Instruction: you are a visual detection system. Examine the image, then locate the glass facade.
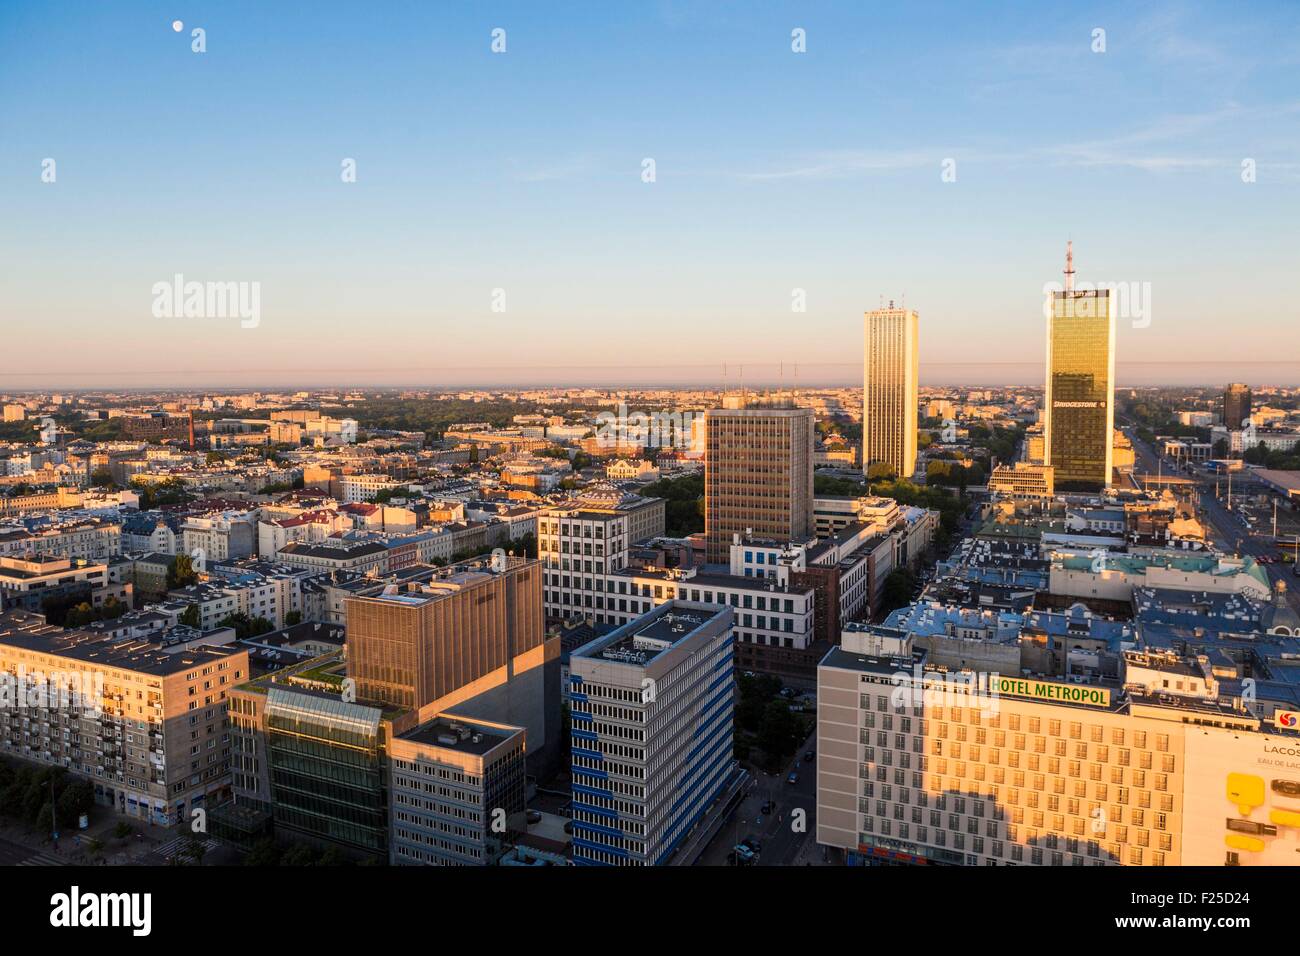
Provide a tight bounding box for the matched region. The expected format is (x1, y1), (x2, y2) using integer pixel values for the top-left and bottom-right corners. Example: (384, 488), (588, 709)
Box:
(1046, 290), (1115, 490)
(264, 688), (389, 854)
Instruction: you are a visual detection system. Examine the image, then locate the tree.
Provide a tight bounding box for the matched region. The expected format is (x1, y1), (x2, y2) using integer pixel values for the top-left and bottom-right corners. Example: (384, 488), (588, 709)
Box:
(216, 612), (274, 640)
(284, 611), (303, 627)
(179, 604), (201, 628)
(757, 700), (802, 769)
(168, 554), (198, 590)
(639, 472), (705, 537)
(880, 568), (918, 615)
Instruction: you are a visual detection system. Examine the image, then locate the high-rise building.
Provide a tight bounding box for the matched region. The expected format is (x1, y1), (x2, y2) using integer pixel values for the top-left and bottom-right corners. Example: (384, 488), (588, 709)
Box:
(1044, 243), (1115, 490)
(863, 304), (920, 479)
(344, 556), (560, 776)
(1224, 383), (1252, 430)
(704, 399), (815, 563)
(568, 601), (736, 865)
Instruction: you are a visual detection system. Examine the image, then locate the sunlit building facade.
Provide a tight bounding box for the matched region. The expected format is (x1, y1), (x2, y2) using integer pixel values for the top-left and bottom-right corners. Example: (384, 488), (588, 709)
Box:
(863, 305), (919, 479)
(1044, 247), (1115, 490)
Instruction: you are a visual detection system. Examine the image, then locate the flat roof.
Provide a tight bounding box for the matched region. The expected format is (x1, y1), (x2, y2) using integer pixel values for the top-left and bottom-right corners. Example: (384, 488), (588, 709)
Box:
(575, 603), (725, 666)
(399, 716), (517, 755)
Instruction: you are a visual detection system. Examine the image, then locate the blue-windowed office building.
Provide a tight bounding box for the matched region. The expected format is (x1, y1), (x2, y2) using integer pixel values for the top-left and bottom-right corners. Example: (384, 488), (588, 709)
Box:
(568, 601), (735, 865)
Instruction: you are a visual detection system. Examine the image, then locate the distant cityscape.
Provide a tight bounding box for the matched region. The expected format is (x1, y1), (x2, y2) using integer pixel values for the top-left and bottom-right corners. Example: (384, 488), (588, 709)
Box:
(2, 244), (1300, 869)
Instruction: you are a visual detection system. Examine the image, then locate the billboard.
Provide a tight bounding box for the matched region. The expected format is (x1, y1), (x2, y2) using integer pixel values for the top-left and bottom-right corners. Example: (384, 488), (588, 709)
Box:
(1183, 726), (1300, 866)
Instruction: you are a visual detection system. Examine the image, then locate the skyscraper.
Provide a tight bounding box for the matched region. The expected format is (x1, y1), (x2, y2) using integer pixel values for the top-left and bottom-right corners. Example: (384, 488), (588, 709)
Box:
(863, 304), (919, 479)
(1044, 243), (1115, 490)
(1224, 383), (1252, 429)
(704, 398), (815, 563)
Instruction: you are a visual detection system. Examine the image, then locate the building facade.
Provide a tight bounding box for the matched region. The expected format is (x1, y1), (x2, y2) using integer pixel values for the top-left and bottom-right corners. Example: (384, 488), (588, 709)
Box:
(568, 602), (735, 865)
(863, 305), (920, 479)
(704, 401), (815, 564)
(1044, 245), (1115, 490)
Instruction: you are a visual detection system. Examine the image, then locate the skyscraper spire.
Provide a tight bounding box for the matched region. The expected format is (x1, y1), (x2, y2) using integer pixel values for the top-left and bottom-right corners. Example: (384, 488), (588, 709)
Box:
(1064, 240), (1075, 292)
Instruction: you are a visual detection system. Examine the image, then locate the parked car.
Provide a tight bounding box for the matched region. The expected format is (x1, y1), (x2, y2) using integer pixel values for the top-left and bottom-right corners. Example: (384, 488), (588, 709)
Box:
(787, 771), (799, 785)
(803, 750), (815, 763)
(525, 809), (542, 824)
(760, 800), (774, 816)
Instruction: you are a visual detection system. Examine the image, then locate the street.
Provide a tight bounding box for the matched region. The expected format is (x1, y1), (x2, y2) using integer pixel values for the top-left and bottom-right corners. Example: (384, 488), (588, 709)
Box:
(1123, 425), (1300, 616)
(699, 726), (823, 866)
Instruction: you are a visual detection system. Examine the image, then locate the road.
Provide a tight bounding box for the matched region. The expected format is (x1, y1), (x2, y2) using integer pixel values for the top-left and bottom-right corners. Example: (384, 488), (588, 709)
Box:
(1123, 425), (1300, 616)
(0, 834), (63, 867)
(698, 725), (823, 866)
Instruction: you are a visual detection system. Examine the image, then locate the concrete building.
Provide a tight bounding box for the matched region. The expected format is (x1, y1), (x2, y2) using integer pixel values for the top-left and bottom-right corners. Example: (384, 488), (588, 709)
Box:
(568, 601), (735, 865)
(389, 715), (527, 866)
(989, 462), (1055, 499)
(344, 555), (560, 777)
(0, 609), (248, 825)
(816, 627), (1300, 867)
(863, 304), (920, 479)
(704, 399), (815, 564)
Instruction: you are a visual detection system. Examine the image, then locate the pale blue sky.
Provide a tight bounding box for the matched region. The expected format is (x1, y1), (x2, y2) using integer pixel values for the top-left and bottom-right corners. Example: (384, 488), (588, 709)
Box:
(1, 1), (1297, 388)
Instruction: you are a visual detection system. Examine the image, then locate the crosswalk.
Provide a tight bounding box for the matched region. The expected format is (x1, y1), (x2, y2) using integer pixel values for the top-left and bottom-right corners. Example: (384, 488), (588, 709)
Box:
(18, 852), (62, 866)
(152, 836), (219, 862)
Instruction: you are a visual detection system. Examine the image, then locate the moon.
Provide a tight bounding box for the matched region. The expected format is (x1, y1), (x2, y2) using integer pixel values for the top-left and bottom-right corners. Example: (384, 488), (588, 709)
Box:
(172, 20), (184, 32)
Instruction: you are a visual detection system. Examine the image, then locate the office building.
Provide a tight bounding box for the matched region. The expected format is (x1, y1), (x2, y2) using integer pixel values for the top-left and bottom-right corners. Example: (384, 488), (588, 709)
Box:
(389, 715), (527, 866)
(345, 555), (559, 776)
(1224, 383), (1252, 429)
(988, 462), (1056, 498)
(704, 399), (815, 563)
(863, 304), (920, 479)
(1044, 243), (1115, 490)
(568, 601), (735, 865)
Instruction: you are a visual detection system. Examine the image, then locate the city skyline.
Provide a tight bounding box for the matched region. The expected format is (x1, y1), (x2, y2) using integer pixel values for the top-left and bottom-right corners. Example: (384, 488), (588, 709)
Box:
(3, 2), (1299, 389)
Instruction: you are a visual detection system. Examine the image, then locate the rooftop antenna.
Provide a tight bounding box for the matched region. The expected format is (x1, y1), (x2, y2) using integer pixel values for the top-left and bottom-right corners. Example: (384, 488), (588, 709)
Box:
(1064, 240), (1075, 292)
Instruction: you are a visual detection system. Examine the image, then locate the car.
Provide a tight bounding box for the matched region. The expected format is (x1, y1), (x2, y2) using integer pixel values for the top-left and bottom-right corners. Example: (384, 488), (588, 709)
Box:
(759, 800), (774, 815)
(525, 809), (542, 824)
(787, 771), (799, 785)
(740, 837), (762, 854)
(803, 750), (815, 763)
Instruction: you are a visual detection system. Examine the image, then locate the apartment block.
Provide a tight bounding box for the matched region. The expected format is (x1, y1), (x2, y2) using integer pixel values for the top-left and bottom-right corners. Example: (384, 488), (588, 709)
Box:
(0, 609), (247, 825)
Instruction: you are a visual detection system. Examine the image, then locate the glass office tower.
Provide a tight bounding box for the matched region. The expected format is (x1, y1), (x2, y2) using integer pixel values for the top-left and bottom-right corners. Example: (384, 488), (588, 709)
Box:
(1045, 248), (1115, 491)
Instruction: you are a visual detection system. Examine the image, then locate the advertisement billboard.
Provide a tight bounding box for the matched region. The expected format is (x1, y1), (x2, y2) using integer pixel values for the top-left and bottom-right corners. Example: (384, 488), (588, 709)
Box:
(1183, 726), (1300, 865)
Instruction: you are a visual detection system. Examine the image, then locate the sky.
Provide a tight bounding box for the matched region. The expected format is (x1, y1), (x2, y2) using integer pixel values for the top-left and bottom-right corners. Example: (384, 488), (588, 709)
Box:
(1, 1), (1298, 390)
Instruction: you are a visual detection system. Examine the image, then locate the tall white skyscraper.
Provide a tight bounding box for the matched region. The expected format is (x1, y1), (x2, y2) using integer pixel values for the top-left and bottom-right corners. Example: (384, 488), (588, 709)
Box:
(863, 304), (919, 479)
